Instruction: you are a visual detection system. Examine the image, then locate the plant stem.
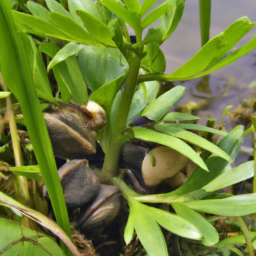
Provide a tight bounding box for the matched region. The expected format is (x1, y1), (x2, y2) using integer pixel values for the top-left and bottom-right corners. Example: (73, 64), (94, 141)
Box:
(199, 0), (211, 47)
(5, 91), (30, 227)
(237, 216), (255, 256)
(251, 116), (256, 193)
(101, 52), (142, 178)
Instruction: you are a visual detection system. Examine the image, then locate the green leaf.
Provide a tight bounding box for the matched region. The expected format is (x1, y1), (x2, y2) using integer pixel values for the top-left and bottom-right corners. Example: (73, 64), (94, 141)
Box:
(76, 9), (116, 47)
(163, 112), (200, 121)
(0, 92), (11, 98)
(68, 0), (100, 26)
(139, 0), (158, 17)
(78, 45), (128, 92)
(19, 33), (55, 103)
(166, 16), (255, 80)
(90, 71), (128, 112)
(0, 1), (71, 253)
(27, 1), (51, 22)
(40, 42), (88, 105)
(142, 28), (164, 45)
(215, 232), (256, 247)
(131, 200), (168, 256)
(0, 218), (65, 256)
(142, 1), (170, 28)
(173, 204), (219, 246)
(162, 0), (185, 41)
(123, 0), (140, 12)
(124, 209), (135, 245)
(202, 161), (254, 192)
(139, 79), (161, 104)
(133, 127), (208, 171)
(47, 42), (85, 71)
(180, 194), (256, 216)
(155, 125), (232, 162)
(191, 34), (256, 79)
(127, 89), (147, 125)
(39, 42), (71, 103)
(48, 12), (97, 45)
(157, 123), (228, 136)
(141, 85), (185, 121)
(12, 11), (72, 41)
(102, 0), (141, 35)
(9, 165), (42, 180)
(45, 0), (72, 18)
(147, 206), (202, 240)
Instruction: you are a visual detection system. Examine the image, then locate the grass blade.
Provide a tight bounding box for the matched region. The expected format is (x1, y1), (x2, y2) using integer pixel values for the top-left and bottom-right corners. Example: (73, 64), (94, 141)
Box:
(0, 0), (72, 254)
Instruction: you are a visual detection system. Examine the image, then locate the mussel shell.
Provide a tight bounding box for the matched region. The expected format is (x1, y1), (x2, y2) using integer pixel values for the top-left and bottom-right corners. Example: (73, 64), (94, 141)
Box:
(58, 159), (100, 209)
(75, 185), (122, 231)
(44, 113), (96, 159)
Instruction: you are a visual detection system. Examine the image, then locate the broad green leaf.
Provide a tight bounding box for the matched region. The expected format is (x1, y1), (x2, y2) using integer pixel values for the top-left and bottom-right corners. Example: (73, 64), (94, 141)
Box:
(0, 218), (65, 256)
(228, 246), (247, 256)
(180, 194), (256, 216)
(19, 33), (55, 103)
(162, 0), (185, 41)
(203, 161), (254, 192)
(40, 42), (88, 105)
(39, 42), (71, 103)
(173, 204), (219, 246)
(166, 16), (255, 80)
(142, 1), (170, 28)
(133, 127), (208, 171)
(147, 206), (202, 240)
(9, 165), (42, 180)
(141, 42), (160, 67)
(76, 9), (116, 47)
(78, 45), (128, 91)
(141, 28), (164, 45)
(68, 0), (100, 26)
(123, 0), (140, 12)
(156, 122), (228, 136)
(155, 125), (232, 162)
(150, 49), (166, 73)
(110, 91), (122, 133)
(48, 12), (98, 45)
(163, 112), (200, 121)
(134, 126), (244, 203)
(0, 92), (11, 98)
(127, 89), (147, 125)
(142, 85), (185, 121)
(12, 11), (72, 41)
(124, 206), (135, 245)
(56, 55), (88, 105)
(139, 80), (161, 104)
(90, 71), (128, 113)
(139, 0), (158, 17)
(45, 0), (72, 18)
(27, 1), (51, 22)
(131, 199), (168, 256)
(95, 1), (113, 25)
(191, 34), (256, 79)
(102, 0), (141, 35)
(0, 1), (71, 253)
(47, 42), (85, 71)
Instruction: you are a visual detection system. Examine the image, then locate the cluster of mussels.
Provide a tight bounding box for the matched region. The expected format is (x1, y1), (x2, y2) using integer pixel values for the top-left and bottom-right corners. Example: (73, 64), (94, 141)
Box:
(44, 101), (196, 241)
(44, 101), (122, 235)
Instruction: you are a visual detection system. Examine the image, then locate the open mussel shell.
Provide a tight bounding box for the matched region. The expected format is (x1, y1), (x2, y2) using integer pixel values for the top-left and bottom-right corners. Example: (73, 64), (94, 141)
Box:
(75, 185), (122, 231)
(58, 159), (100, 209)
(44, 101), (107, 159)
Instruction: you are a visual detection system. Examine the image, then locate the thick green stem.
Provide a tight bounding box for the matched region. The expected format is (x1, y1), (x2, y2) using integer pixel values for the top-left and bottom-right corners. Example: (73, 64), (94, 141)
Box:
(199, 0), (211, 47)
(102, 53), (142, 178)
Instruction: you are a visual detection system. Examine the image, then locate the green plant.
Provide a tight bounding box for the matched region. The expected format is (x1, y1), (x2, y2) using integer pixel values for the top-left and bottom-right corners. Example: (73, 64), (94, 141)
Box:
(0, 0), (256, 255)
